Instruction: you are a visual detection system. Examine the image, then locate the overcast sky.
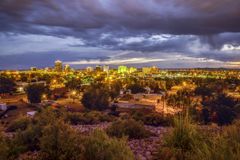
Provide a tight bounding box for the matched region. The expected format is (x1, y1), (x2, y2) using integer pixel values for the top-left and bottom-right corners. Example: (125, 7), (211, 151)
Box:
(0, 0), (240, 69)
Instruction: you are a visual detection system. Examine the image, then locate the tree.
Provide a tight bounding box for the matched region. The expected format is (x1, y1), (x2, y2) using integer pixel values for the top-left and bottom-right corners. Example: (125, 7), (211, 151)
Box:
(65, 77), (82, 90)
(0, 76), (16, 94)
(127, 83), (146, 94)
(213, 94), (237, 108)
(194, 86), (213, 100)
(81, 84), (110, 110)
(207, 94), (237, 125)
(109, 80), (122, 100)
(201, 107), (210, 124)
(214, 105), (236, 126)
(25, 84), (46, 103)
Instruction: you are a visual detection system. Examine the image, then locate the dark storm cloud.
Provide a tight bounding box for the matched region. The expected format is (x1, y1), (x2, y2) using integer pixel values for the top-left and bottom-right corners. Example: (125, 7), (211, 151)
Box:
(0, 0), (240, 68)
(1, 0), (240, 34)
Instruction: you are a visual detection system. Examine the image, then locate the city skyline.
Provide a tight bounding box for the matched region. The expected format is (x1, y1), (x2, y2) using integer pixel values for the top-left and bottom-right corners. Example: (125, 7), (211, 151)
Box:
(0, 0), (240, 69)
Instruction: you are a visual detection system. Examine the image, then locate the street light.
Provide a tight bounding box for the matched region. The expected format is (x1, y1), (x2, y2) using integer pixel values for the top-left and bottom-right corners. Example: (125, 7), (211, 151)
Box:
(42, 94), (47, 100)
(71, 90), (77, 103)
(71, 90), (77, 96)
(183, 81), (187, 87)
(18, 87), (24, 92)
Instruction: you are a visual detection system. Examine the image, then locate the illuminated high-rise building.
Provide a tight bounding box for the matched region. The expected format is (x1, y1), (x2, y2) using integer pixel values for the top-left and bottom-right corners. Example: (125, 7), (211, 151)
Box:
(103, 65), (110, 73)
(129, 67), (137, 73)
(142, 66), (159, 74)
(64, 64), (71, 72)
(86, 66), (94, 72)
(95, 65), (102, 72)
(151, 66), (159, 73)
(54, 60), (63, 72)
(118, 66), (128, 74)
(142, 67), (152, 74)
(30, 67), (37, 71)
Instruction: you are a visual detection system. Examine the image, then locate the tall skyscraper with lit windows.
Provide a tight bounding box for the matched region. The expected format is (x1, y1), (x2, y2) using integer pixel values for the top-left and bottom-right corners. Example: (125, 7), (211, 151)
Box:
(103, 65), (110, 73)
(54, 60), (63, 72)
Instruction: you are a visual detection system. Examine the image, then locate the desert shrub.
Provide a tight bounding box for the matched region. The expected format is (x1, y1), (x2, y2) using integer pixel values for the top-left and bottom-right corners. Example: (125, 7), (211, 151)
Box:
(66, 111), (113, 125)
(143, 113), (172, 126)
(65, 112), (85, 125)
(215, 121), (240, 159)
(155, 116), (205, 160)
(84, 111), (113, 123)
(39, 120), (83, 160)
(130, 110), (145, 122)
(0, 134), (26, 160)
(6, 116), (31, 132)
(214, 105), (236, 126)
(83, 130), (134, 160)
(189, 121), (240, 160)
(33, 107), (65, 126)
(130, 110), (172, 126)
(234, 103), (240, 115)
(106, 119), (151, 139)
(3, 108), (67, 159)
(0, 133), (9, 160)
(200, 107), (210, 125)
(109, 104), (120, 116)
(13, 124), (42, 152)
(155, 117), (240, 160)
(1, 108), (135, 160)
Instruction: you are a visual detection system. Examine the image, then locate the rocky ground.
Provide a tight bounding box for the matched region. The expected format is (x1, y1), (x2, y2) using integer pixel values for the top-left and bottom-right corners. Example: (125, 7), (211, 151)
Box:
(73, 123), (170, 160)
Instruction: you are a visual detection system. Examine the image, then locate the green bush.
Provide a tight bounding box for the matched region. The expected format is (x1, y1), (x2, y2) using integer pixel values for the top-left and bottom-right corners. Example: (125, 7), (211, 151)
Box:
(6, 116), (31, 132)
(215, 105), (236, 126)
(190, 121), (240, 160)
(33, 107), (65, 126)
(131, 110), (172, 126)
(0, 133), (9, 160)
(65, 112), (86, 125)
(155, 117), (240, 160)
(0, 133), (27, 160)
(84, 111), (113, 124)
(81, 84), (110, 110)
(106, 119), (151, 139)
(39, 120), (83, 160)
(65, 111), (113, 125)
(13, 124), (42, 152)
(155, 116), (205, 160)
(234, 103), (240, 114)
(143, 113), (172, 126)
(130, 110), (145, 122)
(83, 130), (134, 160)
(1, 108), (134, 160)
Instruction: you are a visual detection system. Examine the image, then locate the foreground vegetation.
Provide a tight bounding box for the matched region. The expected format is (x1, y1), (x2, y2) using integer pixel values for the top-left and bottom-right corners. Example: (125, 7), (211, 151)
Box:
(0, 108), (134, 160)
(1, 106), (240, 160)
(155, 116), (240, 160)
